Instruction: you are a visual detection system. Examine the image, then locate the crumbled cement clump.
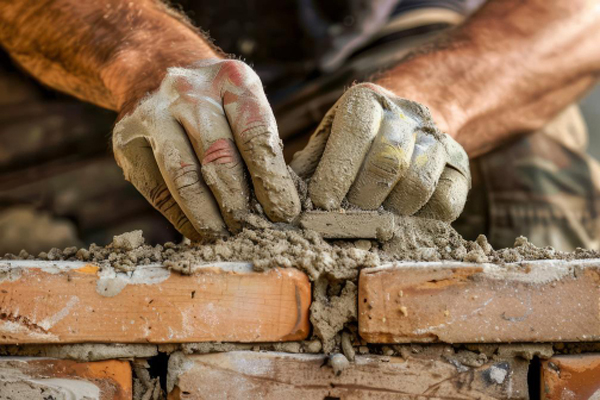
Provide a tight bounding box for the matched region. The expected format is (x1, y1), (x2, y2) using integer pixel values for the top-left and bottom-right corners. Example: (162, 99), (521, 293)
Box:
(163, 226), (380, 282)
(132, 359), (162, 400)
(341, 331), (356, 361)
(380, 217), (468, 262)
(305, 340), (323, 353)
(329, 353), (350, 375)
(112, 230), (145, 251)
(476, 234), (494, 255)
(464, 249), (488, 263)
(311, 279), (358, 353)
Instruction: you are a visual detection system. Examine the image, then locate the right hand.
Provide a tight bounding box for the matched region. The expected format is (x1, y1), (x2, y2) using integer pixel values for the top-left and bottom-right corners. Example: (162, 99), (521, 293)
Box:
(113, 59), (301, 242)
(290, 83), (470, 223)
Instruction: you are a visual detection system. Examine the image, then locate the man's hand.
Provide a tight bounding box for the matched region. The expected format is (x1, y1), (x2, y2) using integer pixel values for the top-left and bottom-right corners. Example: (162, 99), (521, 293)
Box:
(113, 59), (300, 241)
(0, 1), (301, 241)
(375, 0), (600, 158)
(290, 83), (470, 222)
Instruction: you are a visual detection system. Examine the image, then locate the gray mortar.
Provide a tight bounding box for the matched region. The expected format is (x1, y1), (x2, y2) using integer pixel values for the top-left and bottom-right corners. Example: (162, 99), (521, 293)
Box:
(4, 223), (598, 355)
(0, 344), (158, 362)
(132, 359), (162, 400)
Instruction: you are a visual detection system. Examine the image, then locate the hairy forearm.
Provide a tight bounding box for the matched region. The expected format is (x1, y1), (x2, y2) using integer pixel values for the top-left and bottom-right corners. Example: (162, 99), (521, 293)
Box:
(0, 0), (220, 111)
(376, 0), (600, 158)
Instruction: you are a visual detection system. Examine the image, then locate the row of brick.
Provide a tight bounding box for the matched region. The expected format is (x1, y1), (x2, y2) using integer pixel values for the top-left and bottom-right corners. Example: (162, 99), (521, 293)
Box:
(1, 259), (599, 344)
(1, 352), (599, 399)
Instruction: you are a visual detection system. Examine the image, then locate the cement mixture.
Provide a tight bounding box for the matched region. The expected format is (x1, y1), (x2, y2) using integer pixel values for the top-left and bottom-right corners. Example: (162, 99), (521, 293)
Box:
(5, 211), (599, 356)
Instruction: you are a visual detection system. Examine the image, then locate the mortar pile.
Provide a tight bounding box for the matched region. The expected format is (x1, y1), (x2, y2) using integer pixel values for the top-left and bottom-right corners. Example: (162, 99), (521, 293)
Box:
(7, 210), (598, 356)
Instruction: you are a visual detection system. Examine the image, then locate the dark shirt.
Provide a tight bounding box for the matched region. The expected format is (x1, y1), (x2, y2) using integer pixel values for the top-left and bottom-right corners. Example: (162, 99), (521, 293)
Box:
(178, 0), (484, 88)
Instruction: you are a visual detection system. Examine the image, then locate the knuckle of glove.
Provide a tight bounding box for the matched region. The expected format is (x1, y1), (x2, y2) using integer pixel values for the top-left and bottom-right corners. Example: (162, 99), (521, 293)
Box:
(420, 168), (469, 222)
(440, 134), (471, 186)
(172, 164), (202, 191)
(369, 141), (410, 181)
(343, 82), (388, 105)
(149, 182), (175, 213)
(239, 125), (279, 156)
(162, 69), (196, 97)
(219, 59), (262, 88)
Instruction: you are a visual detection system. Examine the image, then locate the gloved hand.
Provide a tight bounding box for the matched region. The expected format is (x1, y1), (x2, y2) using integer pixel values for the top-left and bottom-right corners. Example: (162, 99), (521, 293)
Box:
(113, 59), (301, 241)
(290, 83), (470, 222)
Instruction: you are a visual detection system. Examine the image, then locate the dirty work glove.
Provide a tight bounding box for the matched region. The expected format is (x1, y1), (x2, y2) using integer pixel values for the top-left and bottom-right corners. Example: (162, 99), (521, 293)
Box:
(113, 59), (301, 241)
(289, 83), (470, 222)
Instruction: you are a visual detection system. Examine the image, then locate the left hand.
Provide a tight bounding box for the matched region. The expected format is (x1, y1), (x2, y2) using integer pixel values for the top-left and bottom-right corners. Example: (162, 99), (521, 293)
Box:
(289, 83), (471, 222)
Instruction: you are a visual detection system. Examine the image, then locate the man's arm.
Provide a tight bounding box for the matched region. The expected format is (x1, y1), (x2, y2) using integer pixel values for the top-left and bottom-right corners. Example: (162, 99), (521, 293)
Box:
(375, 0), (600, 158)
(0, 0), (219, 113)
(0, 1), (301, 240)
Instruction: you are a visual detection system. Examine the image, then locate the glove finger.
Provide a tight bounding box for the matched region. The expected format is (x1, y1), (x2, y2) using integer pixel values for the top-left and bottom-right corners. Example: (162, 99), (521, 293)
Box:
(116, 110), (228, 238)
(113, 136), (203, 242)
(289, 103), (337, 179)
(220, 62), (301, 223)
(151, 120), (228, 238)
(415, 166), (469, 222)
(440, 134), (471, 185)
(346, 105), (417, 209)
(383, 131), (446, 215)
(308, 84), (384, 210)
(170, 86), (249, 233)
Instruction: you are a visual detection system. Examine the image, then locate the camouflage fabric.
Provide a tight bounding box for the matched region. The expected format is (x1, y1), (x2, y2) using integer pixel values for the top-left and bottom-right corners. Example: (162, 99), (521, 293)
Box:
(453, 106), (600, 251)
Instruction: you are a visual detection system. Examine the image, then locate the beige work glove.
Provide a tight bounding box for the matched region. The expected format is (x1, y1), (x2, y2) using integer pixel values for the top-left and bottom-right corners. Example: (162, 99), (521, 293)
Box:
(113, 59), (301, 241)
(290, 83), (470, 222)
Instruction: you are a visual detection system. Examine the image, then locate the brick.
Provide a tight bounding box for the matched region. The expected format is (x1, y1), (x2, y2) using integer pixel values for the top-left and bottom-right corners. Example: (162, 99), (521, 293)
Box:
(167, 351), (528, 399)
(299, 210), (395, 240)
(358, 260), (600, 343)
(542, 354), (600, 399)
(0, 261), (310, 344)
(0, 357), (131, 399)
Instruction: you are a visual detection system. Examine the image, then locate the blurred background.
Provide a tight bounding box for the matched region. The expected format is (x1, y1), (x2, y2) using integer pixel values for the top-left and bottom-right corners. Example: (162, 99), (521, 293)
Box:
(582, 87), (600, 159)
(0, 1), (598, 255)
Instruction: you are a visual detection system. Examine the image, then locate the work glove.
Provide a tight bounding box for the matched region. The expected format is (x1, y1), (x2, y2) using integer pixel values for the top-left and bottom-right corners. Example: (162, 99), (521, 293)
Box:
(113, 59), (301, 241)
(290, 83), (470, 222)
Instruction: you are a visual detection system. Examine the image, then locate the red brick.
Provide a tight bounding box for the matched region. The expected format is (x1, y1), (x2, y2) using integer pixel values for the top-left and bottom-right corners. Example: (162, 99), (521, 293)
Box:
(167, 351), (528, 399)
(358, 260), (600, 343)
(0, 261), (310, 343)
(0, 357), (131, 399)
(542, 354), (600, 399)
